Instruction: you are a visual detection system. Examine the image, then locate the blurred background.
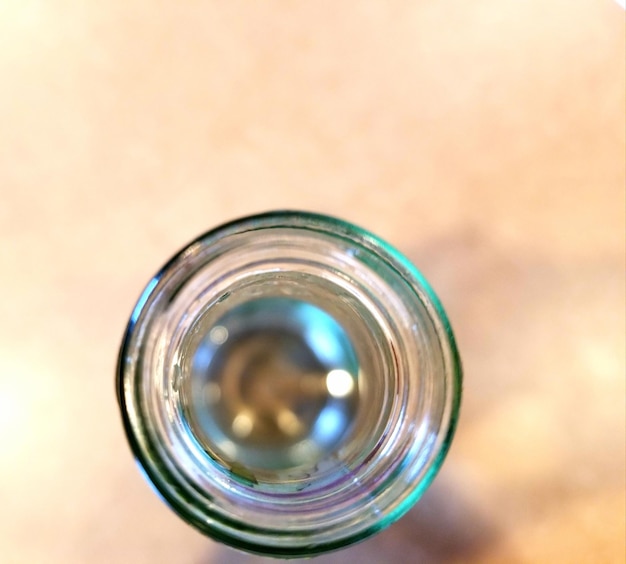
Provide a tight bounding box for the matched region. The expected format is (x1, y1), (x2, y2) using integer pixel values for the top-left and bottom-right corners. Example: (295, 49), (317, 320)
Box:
(0, 1), (624, 563)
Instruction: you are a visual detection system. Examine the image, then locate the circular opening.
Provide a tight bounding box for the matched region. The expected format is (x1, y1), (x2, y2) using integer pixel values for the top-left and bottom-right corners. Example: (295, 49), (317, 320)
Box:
(117, 211), (461, 557)
(183, 297), (360, 476)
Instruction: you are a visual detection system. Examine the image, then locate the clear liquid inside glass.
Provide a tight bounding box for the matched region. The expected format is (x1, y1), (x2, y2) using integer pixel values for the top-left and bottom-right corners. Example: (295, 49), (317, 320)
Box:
(184, 297), (360, 479)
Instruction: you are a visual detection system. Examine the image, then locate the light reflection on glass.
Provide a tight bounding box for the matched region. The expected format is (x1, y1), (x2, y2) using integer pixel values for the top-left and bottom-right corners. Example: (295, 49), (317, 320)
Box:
(325, 369), (355, 398)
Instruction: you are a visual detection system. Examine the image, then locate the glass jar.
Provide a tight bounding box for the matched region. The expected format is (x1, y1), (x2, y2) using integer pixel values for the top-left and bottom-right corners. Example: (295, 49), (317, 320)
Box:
(116, 211), (462, 558)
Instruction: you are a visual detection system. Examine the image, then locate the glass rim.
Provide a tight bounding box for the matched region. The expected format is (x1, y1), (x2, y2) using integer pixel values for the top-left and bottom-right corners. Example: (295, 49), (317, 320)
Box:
(117, 210), (462, 557)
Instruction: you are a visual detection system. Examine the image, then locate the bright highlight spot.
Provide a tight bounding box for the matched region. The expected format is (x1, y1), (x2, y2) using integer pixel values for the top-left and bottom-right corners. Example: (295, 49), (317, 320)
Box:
(218, 439), (236, 458)
(209, 325), (228, 345)
(325, 369), (355, 398)
(232, 412), (253, 438)
(277, 409), (303, 436)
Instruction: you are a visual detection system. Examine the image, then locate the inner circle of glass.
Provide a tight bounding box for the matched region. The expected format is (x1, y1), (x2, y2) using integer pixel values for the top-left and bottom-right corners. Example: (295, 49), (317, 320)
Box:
(184, 297), (361, 476)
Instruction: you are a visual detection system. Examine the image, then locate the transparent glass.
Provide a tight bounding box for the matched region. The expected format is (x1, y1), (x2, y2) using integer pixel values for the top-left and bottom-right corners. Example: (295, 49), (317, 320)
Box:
(117, 211), (462, 558)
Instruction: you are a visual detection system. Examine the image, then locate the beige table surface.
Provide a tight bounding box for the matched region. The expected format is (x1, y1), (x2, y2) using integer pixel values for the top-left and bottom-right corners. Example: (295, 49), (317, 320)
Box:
(0, 2), (624, 563)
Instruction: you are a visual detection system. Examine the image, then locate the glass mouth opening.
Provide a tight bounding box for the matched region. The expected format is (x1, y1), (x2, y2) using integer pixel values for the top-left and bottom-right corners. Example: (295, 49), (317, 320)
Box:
(117, 211), (461, 558)
(182, 296), (362, 478)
